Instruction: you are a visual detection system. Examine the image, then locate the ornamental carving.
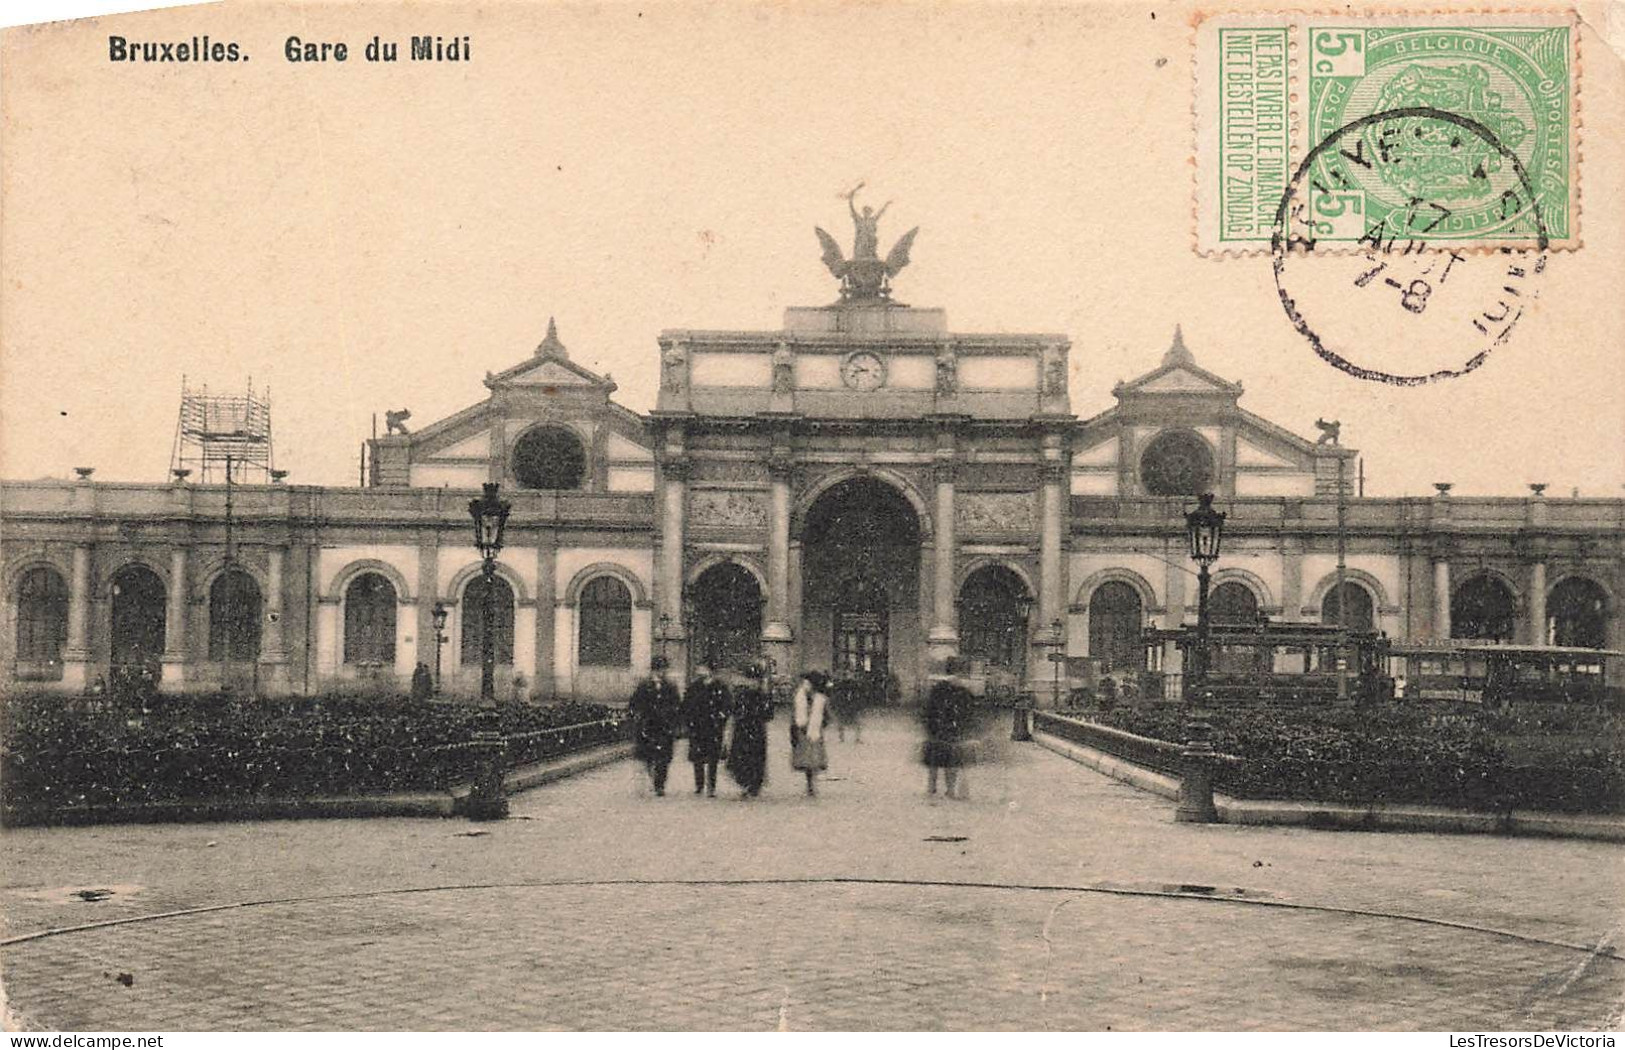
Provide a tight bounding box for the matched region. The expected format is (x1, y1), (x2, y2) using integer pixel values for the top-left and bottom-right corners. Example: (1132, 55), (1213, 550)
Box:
(955, 492), (1037, 535)
(692, 460), (764, 484)
(690, 489), (769, 530)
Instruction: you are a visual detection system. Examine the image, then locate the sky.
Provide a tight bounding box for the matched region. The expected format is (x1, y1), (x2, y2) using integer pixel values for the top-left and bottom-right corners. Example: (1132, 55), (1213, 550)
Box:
(2, 0), (1621, 497)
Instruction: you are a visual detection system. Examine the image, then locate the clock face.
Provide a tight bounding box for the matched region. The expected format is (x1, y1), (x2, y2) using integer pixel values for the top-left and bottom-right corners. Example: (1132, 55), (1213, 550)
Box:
(840, 351), (886, 391)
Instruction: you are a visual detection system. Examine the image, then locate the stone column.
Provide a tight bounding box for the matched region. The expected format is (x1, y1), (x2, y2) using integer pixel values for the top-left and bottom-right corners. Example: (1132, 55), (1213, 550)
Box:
(764, 451), (793, 648)
(1039, 448), (1067, 633)
(61, 544), (92, 690)
(927, 455), (958, 660)
(658, 442), (690, 676)
(1433, 557), (1452, 640)
(261, 546), (288, 693)
(1529, 560), (1548, 645)
(161, 546), (188, 688)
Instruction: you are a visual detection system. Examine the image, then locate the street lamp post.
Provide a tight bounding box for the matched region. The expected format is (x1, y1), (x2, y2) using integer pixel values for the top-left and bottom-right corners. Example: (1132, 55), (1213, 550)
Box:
(468, 482), (512, 707)
(1178, 491), (1226, 824)
(464, 482), (511, 822)
(1184, 491), (1226, 703)
(1049, 617), (1065, 710)
(431, 601), (449, 697)
(1012, 591), (1037, 741)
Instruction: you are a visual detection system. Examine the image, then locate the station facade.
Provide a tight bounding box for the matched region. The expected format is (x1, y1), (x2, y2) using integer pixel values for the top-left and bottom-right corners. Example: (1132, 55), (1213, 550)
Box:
(3, 264), (1622, 702)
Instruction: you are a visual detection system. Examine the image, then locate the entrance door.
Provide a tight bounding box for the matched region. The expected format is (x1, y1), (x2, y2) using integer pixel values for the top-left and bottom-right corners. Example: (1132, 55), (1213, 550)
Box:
(833, 577), (888, 676)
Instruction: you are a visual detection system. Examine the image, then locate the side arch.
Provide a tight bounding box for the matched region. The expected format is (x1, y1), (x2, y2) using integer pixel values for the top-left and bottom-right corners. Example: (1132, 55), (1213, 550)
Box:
(445, 559), (534, 605)
(193, 556), (270, 604)
(1548, 572), (1616, 608)
(1209, 567), (1277, 611)
(957, 556), (1037, 598)
(326, 558), (414, 604)
(1071, 568), (1160, 614)
(562, 561), (651, 607)
(686, 553), (768, 597)
(4, 554), (73, 596)
(1304, 568), (1395, 615)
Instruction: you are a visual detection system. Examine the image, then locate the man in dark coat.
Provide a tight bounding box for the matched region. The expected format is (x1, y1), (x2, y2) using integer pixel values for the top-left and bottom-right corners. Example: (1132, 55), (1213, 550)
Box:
(922, 658), (976, 800)
(629, 655), (682, 796)
(725, 663), (774, 798)
(683, 662), (731, 797)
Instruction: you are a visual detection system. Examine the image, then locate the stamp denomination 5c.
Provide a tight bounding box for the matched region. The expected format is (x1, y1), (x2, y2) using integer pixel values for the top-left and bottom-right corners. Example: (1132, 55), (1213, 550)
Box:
(1194, 11), (1579, 254)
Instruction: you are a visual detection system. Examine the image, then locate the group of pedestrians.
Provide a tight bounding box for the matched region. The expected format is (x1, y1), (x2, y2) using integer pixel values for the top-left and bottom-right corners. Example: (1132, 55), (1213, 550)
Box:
(625, 656), (980, 801)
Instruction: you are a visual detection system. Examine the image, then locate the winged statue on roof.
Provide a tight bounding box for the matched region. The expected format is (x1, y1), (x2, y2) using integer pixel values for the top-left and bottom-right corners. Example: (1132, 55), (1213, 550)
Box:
(815, 184), (919, 304)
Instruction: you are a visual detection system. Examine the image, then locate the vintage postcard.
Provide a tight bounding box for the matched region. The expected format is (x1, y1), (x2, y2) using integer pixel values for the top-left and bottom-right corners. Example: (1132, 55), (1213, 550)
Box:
(1, 0), (1622, 1037)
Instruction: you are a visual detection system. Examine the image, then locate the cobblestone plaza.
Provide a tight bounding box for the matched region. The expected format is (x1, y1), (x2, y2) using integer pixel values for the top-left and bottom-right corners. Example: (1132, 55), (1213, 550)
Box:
(3, 715), (1621, 1031)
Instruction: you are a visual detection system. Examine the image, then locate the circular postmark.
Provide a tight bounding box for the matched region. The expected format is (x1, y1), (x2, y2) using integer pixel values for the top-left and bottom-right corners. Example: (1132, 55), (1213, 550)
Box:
(1272, 106), (1549, 386)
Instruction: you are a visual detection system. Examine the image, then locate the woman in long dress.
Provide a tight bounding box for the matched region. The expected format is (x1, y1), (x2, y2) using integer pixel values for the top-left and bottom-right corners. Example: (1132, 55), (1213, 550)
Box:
(790, 671), (831, 797)
(725, 663), (774, 798)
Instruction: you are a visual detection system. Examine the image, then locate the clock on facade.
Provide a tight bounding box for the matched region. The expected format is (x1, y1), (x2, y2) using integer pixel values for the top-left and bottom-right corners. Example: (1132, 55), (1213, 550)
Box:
(840, 351), (886, 391)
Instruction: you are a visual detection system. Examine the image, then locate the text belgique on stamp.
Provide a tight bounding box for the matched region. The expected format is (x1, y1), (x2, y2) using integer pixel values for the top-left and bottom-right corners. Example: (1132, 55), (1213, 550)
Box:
(1194, 10), (1578, 255)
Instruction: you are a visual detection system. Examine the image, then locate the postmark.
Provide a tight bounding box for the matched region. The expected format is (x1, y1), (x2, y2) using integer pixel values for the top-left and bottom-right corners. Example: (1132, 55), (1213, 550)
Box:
(1194, 11), (1578, 254)
(1272, 107), (1549, 384)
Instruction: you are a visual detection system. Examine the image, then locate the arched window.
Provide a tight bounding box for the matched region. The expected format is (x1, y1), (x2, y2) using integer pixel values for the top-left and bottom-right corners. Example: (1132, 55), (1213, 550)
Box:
(209, 569), (262, 662)
(15, 566), (69, 674)
(512, 426), (586, 490)
(1139, 430), (1215, 496)
(460, 574), (515, 667)
(578, 575), (632, 667)
(689, 563), (763, 672)
(1549, 577), (1609, 649)
(1451, 574), (1516, 642)
(343, 573), (397, 664)
(1320, 581), (1375, 633)
(1088, 581), (1144, 673)
(1211, 581), (1260, 624)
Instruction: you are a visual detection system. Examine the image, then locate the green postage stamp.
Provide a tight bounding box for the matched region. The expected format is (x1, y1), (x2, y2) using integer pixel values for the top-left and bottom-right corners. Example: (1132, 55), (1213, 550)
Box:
(1194, 11), (1578, 253)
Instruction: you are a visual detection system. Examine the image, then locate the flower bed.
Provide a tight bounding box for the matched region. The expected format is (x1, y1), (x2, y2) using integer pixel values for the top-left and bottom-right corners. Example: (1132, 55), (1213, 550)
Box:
(1085, 703), (1625, 814)
(0, 693), (624, 812)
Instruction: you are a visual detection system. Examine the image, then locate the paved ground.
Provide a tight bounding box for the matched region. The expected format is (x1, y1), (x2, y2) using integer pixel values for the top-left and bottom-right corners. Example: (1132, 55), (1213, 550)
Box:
(3, 710), (1623, 1030)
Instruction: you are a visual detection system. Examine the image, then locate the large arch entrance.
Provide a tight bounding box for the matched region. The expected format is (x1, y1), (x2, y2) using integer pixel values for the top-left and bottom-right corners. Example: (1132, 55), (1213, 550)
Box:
(800, 477), (922, 697)
(689, 562), (764, 672)
(111, 564), (166, 673)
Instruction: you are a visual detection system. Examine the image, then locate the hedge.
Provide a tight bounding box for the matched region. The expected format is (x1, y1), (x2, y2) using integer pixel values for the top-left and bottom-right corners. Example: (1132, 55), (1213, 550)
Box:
(1086, 704), (1625, 814)
(0, 693), (624, 809)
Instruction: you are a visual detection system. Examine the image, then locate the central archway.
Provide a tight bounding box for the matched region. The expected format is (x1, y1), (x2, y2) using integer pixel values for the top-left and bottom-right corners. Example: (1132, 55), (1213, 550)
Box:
(800, 476), (922, 698)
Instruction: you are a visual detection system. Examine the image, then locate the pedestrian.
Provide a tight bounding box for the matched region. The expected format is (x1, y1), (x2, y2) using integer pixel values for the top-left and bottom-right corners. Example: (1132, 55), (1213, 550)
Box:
(831, 672), (862, 743)
(790, 671), (831, 796)
(724, 662), (774, 798)
(410, 662), (433, 702)
(629, 655), (682, 796)
(684, 662), (730, 797)
(922, 658), (976, 800)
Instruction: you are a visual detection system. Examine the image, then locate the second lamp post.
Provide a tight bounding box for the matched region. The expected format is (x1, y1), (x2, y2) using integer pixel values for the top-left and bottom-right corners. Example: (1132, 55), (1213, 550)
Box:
(468, 482), (512, 706)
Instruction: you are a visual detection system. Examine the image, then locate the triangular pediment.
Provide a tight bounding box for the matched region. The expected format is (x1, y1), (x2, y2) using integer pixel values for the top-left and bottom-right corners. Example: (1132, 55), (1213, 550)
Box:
(1235, 434), (1300, 468)
(1135, 368), (1236, 394)
(1073, 434), (1119, 467)
(428, 431), (493, 459)
(505, 360), (601, 387)
(606, 432), (653, 461)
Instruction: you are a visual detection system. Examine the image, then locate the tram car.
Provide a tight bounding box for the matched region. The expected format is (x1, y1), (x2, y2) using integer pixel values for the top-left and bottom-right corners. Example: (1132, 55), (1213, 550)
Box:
(1142, 620), (1392, 705)
(1387, 643), (1622, 706)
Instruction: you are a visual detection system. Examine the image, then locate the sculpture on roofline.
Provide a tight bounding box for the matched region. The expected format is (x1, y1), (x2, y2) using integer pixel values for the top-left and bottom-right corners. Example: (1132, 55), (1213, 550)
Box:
(815, 183), (919, 304)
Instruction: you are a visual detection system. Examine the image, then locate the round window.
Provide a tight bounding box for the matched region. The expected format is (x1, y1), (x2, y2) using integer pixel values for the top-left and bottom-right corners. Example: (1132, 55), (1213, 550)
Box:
(511, 426), (586, 490)
(1139, 430), (1214, 496)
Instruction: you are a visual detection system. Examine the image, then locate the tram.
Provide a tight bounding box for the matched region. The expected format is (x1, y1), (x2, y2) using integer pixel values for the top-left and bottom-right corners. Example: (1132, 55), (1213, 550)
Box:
(1141, 621), (1391, 705)
(1387, 643), (1622, 706)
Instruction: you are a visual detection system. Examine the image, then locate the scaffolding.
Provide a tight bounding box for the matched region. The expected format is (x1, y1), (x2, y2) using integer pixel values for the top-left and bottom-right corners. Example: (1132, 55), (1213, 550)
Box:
(169, 378), (275, 484)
